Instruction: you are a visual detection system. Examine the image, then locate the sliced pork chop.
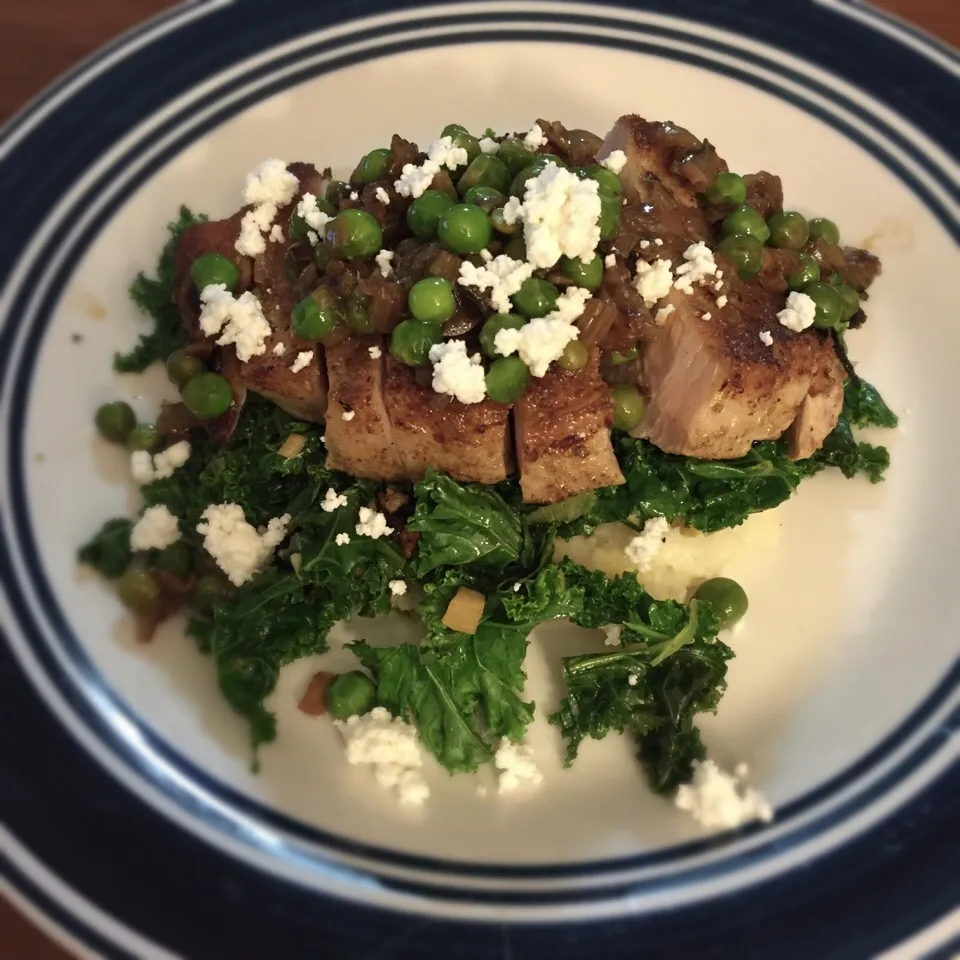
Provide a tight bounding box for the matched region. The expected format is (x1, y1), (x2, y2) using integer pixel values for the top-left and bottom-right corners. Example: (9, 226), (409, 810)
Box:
(514, 349), (625, 504)
(383, 358), (512, 484)
(635, 281), (845, 460)
(324, 337), (410, 481)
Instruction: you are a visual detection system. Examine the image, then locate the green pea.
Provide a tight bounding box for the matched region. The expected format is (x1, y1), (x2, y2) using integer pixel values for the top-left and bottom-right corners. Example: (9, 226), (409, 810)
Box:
(326, 671), (378, 721)
(560, 254), (603, 290)
(598, 192), (622, 241)
(292, 292), (336, 341)
(437, 204), (492, 254)
(767, 210), (809, 250)
(181, 372), (233, 420)
(390, 319), (442, 366)
(325, 180), (348, 205)
(485, 356), (531, 405)
(512, 277), (558, 318)
(721, 204), (771, 244)
(490, 206), (519, 235)
(457, 155), (510, 196)
(585, 164), (623, 197)
(117, 568), (161, 615)
(442, 123), (469, 139)
(479, 313), (526, 358)
(538, 154), (566, 168)
(808, 217), (840, 244)
(827, 272), (844, 286)
(406, 190), (456, 239)
(190, 252), (238, 292)
(151, 541), (193, 579)
(497, 138), (536, 175)
(694, 577), (748, 630)
(611, 383), (647, 431)
(556, 339), (589, 372)
(463, 185), (507, 214)
(344, 291), (373, 333)
(94, 401), (136, 444)
(165, 348), (204, 389)
(359, 147), (390, 182)
(126, 423), (160, 452)
(289, 198), (335, 243)
(804, 282), (844, 330)
(717, 233), (764, 280)
(703, 171), (746, 206)
(503, 237), (527, 261)
(836, 283), (860, 321)
(611, 348), (639, 365)
(190, 572), (233, 615)
(325, 209), (382, 260)
(408, 277), (456, 324)
(787, 253), (821, 291)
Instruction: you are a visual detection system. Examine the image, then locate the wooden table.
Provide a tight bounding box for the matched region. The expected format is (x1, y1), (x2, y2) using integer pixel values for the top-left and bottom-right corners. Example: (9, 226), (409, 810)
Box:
(0, 1), (955, 956)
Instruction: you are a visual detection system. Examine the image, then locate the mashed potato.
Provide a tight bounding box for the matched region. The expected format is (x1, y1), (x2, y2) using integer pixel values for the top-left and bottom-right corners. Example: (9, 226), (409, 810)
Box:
(556, 510), (780, 602)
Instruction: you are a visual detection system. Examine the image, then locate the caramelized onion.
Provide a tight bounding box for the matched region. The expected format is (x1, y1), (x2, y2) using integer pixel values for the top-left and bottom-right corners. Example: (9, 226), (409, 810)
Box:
(576, 297), (618, 349)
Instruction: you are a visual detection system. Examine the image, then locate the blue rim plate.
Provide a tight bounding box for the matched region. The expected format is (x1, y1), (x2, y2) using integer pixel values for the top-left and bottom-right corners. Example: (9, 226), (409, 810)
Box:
(1, 1), (958, 957)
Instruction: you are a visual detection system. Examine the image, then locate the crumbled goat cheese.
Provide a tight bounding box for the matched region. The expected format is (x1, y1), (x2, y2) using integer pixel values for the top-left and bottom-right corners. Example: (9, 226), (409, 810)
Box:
(236, 205), (274, 257)
(479, 137), (499, 154)
(601, 149), (627, 174)
(639, 239), (651, 250)
(321, 488), (349, 513)
(342, 410), (356, 421)
(356, 507), (394, 540)
(368, 345), (382, 360)
(655, 304), (675, 325)
(393, 137), (468, 199)
(673, 241), (719, 293)
(674, 760), (773, 830)
(628, 674), (639, 687)
(130, 451), (156, 485)
(130, 505), (180, 551)
(268, 224), (284, 243)
(523, 123), (549, 149)
(374, 186), (391, 204)
(335, 707), (429, 806)
(625, 516), (670, 571)
(602, 624), (623, 647)
(429, 340), (487, 404)
(759, 330), (774, 346)
(604, 253), (617, 267)
(290, 350), (313, 373)
(654, 238), (664, 246)
(296, 193), (332, 235)
(427, 135), (469, 170)
(335, 533), (351, 546)
(349, 191), (359, 201)
(375, 249), (394, 278)
(130, 441), (191, 485)
(198, 284), (271, 362)
(513, 582), (522, 592)
(272, 342), (287, 356)
(480, 248), (493, 263)
(196, 504), (290, 587)
(503, 163), (602, 268)
(778, 291), (817, 332)
(235, 159), (299, 256)
(701, 312), (712, 322)
(635, 258), (674, 306)
(458, 255), (535, 314)
(389, 579), (408, 596)
(716, 294), (728, 308)
(494, 741), (543, 794)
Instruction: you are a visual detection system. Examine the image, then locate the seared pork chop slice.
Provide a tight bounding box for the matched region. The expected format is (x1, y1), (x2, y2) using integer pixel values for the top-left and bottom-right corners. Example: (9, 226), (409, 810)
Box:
(383, 358), (512, 484)
(514, 349), (625, 504)
(324, 337), (410, 481)
(635, 281), (845, 460)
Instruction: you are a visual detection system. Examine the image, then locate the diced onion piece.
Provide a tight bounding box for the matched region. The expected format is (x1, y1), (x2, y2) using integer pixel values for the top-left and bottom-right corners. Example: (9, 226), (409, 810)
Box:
(441, 587), (485, 635)
(279, 433), (306, 459)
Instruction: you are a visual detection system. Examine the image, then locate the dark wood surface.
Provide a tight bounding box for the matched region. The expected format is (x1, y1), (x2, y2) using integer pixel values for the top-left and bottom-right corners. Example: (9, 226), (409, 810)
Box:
(0, 1), (955, 956)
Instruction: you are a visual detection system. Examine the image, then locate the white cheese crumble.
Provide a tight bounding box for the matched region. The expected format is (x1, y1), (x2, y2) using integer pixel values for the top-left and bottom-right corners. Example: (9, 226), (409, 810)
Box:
(130, 441), (191, 485)
(368, 345), (382, 360)
(235, 159), (299, 256)
(356, 507), (394, 540)
(628, 674), (639, 687)
(389, 579), (408, 596)
(130, 451), (156, 485)
(513, 582), (522, 592)
(479, 137), (499, 154)
(716, 294), (729, 309)
(480, 248), (493, 263)
(393, 136), (467, 199)
(296, 193), (332, 236)
(335, 533), (351, 546)
(342, 410), (356, 421)
(602, 624), (622, 647)
(130, 505), (180, 552)
(272, 342), (287, 356)
(639, 240), (651, 250)
(494, 741), (543, 794)
(428, 135), (469, 170)
(601, 149), (627, 174)
(674, 760), (773, 830)
(778, 291), (817, 332)
(759, 330), (774, 346)
(673, 242), (719, 293)
(503, 163), (602, 268)
(198, 284), (271, 362)
(523, 123), (549, 149)
(701, 312), (712, 322)
(321, 488), (349, 513)
(335, 707), (429, 806)
(634, 258), (674, 307)
(236, 205), (275, 257)
(290, 350), (313, 373)
(349, 191), (359, 201)
(655, 304), (675, 325)
(374, 249), (394, 278)
(374, 186), (391, 204)
(458, 255), (535, 315)
(268, 224), (284, 243)
(196, 504), (290, 587)
(654, 238), (664, 246)
(428, 340), (487, 404)
(604, 253), (617, 268)
(625, 516), (670, 571)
